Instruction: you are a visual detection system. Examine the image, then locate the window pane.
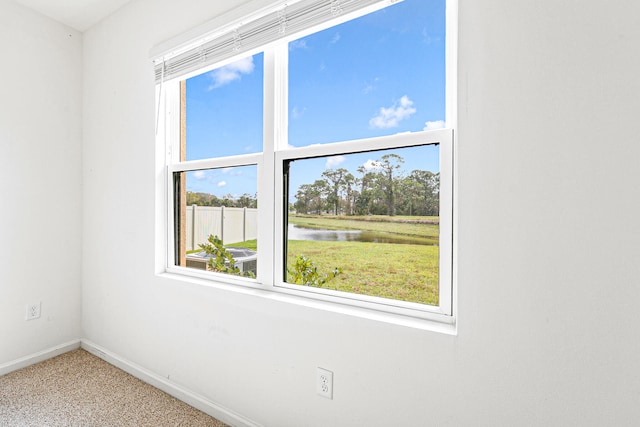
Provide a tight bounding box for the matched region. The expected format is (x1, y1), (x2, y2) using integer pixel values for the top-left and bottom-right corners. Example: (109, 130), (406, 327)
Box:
(285, 144), (440, 306)
(288, 0), (446, 147)
(185, 53), (264, 160)
(175, 165), (258, 278)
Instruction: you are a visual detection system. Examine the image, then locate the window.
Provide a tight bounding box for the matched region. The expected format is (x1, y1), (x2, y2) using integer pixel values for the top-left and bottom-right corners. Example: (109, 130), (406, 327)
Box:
(154, 0), (455, 322)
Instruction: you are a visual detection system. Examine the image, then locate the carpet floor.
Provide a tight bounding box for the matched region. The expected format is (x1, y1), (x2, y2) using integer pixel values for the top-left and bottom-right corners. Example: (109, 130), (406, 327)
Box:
(0, 349), (229, 426)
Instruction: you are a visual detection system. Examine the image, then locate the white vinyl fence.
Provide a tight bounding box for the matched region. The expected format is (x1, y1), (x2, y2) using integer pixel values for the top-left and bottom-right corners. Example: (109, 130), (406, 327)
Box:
(186, 206), (257, 250)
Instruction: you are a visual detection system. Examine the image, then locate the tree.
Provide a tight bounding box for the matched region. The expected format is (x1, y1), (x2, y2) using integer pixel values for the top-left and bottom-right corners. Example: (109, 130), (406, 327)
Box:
(343, 172), (356, 215)
(397, 176), (421, 216)
(294, 184), (313, 214)
(186, 191), (222, 206)
(378, 154), (404, 216)
(409, 170), (439, 216)
(310, 180), (329, 214)
(322, 168), (349, 215)
(237, 193), (257, 208)
(355, 165), (378, 215)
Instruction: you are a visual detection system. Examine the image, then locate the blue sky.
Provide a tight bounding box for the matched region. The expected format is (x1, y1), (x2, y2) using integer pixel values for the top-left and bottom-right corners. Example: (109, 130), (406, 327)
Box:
(184, 0), (445, 199)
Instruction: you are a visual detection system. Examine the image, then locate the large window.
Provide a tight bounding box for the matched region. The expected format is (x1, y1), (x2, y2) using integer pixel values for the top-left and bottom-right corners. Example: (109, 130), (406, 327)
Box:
(155, 0), (455, 322)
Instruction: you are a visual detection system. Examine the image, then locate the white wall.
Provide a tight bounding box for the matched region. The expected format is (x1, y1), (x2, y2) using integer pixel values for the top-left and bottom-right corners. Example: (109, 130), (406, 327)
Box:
(81, 0), (640, 426)
(0, 1), (82, 366)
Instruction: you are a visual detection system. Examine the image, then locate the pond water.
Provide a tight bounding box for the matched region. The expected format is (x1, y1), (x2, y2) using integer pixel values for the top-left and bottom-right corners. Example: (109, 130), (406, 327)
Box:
(287, 224), (434, 246)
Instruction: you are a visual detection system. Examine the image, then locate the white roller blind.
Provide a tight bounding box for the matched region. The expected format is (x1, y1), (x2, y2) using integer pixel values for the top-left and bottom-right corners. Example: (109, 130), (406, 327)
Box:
(153, 0), (399, 83)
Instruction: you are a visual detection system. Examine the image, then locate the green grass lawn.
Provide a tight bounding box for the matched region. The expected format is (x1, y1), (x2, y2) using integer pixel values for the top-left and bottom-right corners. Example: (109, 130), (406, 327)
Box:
(286, 240), (439, 306)
(227, 239), (257, 251)
(223, 215), (440, 306)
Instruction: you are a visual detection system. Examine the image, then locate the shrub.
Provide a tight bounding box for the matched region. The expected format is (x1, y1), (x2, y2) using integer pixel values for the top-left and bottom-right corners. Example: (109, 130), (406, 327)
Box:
(199, 235), (255, 278)
(287, 254), (342, 288)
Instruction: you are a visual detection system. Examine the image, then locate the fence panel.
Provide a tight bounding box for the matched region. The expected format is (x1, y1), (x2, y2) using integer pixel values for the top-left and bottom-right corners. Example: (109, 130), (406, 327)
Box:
(222, 208), (245, 245)
(185, 206), (257, 250)
(245, 208), (257, 241)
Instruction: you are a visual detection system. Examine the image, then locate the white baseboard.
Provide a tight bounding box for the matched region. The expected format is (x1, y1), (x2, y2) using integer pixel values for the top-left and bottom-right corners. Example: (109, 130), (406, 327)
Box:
(0, 340), (81, 377)
(80, 340), (260, 427)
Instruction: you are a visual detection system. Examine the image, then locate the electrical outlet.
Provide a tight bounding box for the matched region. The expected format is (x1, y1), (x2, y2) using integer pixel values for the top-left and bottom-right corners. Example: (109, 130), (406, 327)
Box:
(317, 367), (333, 399)
(25, 302), (41, 321)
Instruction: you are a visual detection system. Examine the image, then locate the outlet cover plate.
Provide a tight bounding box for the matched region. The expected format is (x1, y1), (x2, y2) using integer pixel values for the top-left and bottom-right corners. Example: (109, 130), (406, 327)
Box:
(26, 302), (41, 321)
(317, 367), (333, 399)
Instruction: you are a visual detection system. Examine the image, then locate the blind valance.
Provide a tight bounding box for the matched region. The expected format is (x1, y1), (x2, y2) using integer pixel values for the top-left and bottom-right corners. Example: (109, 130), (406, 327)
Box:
(152, 0), (397, 83)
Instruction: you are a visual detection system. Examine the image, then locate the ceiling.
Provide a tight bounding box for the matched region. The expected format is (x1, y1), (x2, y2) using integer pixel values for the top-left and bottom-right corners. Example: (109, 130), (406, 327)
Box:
(13, 0), (133, 32)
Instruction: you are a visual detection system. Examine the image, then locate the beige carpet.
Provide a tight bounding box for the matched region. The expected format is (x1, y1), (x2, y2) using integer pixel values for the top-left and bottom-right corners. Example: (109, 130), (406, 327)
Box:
(0, 349), (229, 426)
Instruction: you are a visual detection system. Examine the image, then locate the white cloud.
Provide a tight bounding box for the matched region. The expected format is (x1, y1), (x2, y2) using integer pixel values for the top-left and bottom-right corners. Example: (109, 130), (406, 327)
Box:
(217, 181), (227, 187)
(362, 159), (382, 171)
(330, 32), (341, 44)
(362, 77), (380, 95)
(291, 106), (306, 119)
(325, 155), (345, 169)
(422, 28), (437, 45)
(208, 57), (254, 90)
(290, 39), (308, 50)
(424, 120), (446, 131)
(369, 95), (417, 129)
(220, 167), (244, 177)
(193, 170), (206, 180)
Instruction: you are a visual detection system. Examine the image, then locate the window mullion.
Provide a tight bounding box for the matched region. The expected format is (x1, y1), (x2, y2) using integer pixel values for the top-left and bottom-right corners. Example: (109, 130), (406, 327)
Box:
(258, 45), (286, 287)
(269, 43), (289, 289)
(273, 43), (288, 152)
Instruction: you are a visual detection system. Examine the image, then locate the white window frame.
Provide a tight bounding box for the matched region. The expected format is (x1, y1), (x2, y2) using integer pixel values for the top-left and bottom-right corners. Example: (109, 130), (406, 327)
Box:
(275, 129), (453, 317)
(154, 0), (457, 326)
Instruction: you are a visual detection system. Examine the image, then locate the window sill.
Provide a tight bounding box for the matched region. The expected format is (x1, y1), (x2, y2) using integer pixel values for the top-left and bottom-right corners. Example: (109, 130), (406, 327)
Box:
(156, 270), (457, 334)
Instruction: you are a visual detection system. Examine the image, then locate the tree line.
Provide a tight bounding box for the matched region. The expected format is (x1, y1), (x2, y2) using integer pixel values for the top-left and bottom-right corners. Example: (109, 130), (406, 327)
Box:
(186, 191), (257, 208)
(293, 154), (439, 217)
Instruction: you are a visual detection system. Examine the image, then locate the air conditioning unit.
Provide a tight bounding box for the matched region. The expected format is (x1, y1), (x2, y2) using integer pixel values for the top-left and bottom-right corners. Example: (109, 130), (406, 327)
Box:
(185, 247), (257, 276)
